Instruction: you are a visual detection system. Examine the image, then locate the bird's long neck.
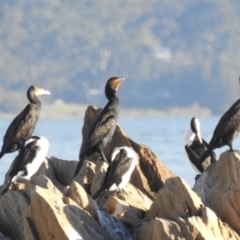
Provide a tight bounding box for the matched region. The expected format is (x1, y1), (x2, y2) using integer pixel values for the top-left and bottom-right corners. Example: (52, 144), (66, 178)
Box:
(28, 91), (41, 108)
(108, 94), (120, 113)
(107, 90), (119, 104)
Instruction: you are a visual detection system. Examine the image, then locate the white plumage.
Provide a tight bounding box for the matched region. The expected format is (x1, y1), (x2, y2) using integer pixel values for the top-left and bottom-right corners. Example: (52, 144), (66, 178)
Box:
(92, 146), (138, 199)
(108, 146), (137, 191)
(11, 136), (49, 182)
(1, 136), (49, 195)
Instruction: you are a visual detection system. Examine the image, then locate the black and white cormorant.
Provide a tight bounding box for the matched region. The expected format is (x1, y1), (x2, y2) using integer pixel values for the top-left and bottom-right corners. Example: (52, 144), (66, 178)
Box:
(1, 136), (49, 194)
(184, 117), (216, 173)
(200, 98), (240, 163)
(74, 77), (125, 177)
(92, 146), (137, 199)
(0, 86), (50, 159)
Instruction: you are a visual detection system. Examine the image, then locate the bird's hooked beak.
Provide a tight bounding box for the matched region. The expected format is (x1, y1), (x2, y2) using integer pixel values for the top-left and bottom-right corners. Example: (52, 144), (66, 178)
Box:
(110, 77), (125, 91)
(36, 88), (51, 96)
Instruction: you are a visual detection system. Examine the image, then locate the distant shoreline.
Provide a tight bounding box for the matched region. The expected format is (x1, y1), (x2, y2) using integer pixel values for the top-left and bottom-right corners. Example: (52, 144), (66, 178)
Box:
(0, 103), (212, 120)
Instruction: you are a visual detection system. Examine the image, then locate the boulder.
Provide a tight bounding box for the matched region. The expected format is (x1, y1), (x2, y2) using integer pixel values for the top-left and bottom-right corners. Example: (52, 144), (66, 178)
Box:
(37, 158), (64, 191)
(134, 218), (186, 240)
(64, 181), (132, 240)
(0, 177), (114, 240)
(135, 208), (239, 240)
(99, 183), (153, 229)
(130, 140), (175, 196)
(135, 176), (239, 240)
(194, 150), (240, 235)
(91, 159), (109, 195)
(145, 177), (203, 221)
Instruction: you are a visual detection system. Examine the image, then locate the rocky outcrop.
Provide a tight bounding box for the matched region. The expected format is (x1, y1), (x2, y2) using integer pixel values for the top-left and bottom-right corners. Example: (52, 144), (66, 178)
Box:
(0, 106), (239, 239)
(0, 176), (115, 240)
(135, 177), (239, 240)
(194, 150), (240, 235)
(135, 208), (239, 240)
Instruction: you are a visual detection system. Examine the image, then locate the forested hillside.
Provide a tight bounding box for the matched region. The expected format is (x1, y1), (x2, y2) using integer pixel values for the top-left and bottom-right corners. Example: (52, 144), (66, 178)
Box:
(0, 0), (240, 114)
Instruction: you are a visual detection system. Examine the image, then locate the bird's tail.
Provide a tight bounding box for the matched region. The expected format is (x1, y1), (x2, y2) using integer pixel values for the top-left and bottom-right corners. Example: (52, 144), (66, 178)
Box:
(0, 151), (4, 159)
(210, 151), (217, 163)
(199, 148), (213, 164)
(73, 158), (84, 178)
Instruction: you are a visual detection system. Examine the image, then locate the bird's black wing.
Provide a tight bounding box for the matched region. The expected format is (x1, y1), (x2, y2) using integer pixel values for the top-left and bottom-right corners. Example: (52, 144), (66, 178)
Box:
(2, 105), (39, 152)
(210, 99), (240, 146)
(105, 154), (134, 190)
(81, 111), (116, 155)
(202, 139), (217, 163)
(185, 145), (201, 163)
(75, 111), (116, 177)
(185, 139), (214, 172)
(9, 140), (39, 178)
(185, 144), (203, 171)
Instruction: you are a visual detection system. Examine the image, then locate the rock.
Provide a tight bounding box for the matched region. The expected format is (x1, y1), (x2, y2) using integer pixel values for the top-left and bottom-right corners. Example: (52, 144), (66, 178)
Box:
(31, 175), (63, 195)
(145, 177), (203, 221)
(0, 190), (29, 240)
(0, 159), (238, 240)
(0, 178), (114, 240)
(39, 156), (96, 194)
(106, 195), (145, 228)
(47, 157), (77, 185)
(64, 181), (99, 219)
(135, 176), (239, 240)
(194, 150), (240, 235)
(37, 158), (65, 191)
(134, 218), (185, 240)
(97, 183), (153, 212)
(91, 160), (109, 195)
(135, 208), (239, 240)
(130, 140), (175, 197)
(28, 184), (113, 240)
(72, 160), (96, 193)
(65, 181), (132, 240)
(104, 183), (152, 229)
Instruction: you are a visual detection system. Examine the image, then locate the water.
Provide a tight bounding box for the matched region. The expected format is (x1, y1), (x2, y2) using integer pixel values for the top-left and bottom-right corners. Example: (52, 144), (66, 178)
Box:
(0, 116), (234, 187)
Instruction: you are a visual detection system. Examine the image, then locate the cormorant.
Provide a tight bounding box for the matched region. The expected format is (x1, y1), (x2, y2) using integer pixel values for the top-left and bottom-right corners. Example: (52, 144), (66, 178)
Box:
(0, 86), (50, 159)
(184, 117), (216, 173)
(1, 136), (49, 194)
(92, 146), (137, 199)
(74, 77), (125, 177)
(200, 98), (240, 163)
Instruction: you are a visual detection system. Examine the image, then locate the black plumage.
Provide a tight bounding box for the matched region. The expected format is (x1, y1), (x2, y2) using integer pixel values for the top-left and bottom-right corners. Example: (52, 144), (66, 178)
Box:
(92, 146), (137, 199)
(1, 136), (49, 194)
(200, 99), (240, 163)
(0, 85), (50, 159)
(184, 117), (216, 173)
(74, 77), (124, 177)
